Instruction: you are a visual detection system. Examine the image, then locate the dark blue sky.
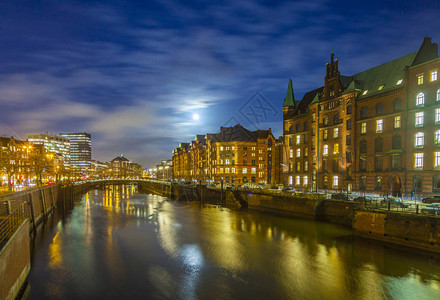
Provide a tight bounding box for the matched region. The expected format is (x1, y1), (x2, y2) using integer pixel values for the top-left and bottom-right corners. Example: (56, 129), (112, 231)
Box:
(1, 0), (439, 167)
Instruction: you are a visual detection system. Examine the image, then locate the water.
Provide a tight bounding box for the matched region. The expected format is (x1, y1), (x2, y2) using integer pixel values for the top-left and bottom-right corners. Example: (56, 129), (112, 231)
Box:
(28, 185), (440, 300)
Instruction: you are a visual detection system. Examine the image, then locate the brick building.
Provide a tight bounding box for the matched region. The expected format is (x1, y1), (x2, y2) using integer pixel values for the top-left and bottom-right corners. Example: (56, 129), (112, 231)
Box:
(283, 37), (440, 197)
(173, 124), (279, 185)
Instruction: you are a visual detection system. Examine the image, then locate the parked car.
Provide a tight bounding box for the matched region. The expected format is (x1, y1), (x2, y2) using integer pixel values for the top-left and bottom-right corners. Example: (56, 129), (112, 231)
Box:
(215, 183), (236, 190)
(353, 196), (373, 203)
(282, 187), (296, 193)
(241, 183), (263, 190)
(381, 197), (409, 208)
(331, 193), (352, 201)
(422, 196), (440, 203)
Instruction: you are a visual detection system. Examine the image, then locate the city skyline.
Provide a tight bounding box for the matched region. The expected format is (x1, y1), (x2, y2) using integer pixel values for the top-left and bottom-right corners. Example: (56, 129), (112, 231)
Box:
(1, 1), (440, 167)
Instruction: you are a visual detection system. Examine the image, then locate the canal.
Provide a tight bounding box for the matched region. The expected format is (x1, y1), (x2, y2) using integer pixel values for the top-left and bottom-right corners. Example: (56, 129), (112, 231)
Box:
(27, 185), (440, 300)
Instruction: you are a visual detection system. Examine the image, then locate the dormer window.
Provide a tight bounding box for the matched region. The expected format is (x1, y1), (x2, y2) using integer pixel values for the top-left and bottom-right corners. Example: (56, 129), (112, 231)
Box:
(362, 90), (368, 95)
(396, 79), (403, 85)
(378, 85), (384, 91)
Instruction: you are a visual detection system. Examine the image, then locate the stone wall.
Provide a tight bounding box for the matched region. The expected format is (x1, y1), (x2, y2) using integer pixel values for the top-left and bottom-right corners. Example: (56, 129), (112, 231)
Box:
(0, 220), (30, 300)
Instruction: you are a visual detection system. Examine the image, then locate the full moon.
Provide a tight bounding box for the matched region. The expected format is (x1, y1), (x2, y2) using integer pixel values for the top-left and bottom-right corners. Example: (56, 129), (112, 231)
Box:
(193, 114), (199, 120)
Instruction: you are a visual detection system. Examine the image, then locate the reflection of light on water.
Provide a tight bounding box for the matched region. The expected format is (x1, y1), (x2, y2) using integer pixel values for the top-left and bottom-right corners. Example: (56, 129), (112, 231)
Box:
(49, 232), (63, 268)
(179, 244), (204, 300)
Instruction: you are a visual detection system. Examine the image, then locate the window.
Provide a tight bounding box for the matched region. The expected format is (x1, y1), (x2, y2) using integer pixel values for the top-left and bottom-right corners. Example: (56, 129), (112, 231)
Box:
(333, 114), (340, 124)
(436, 130), (440, 144)
(323, 129), (328, 140)
(304, 147), (308, 157)
(243, 168), (247, 174)
(362, 90), (368, 95)
(359, 176), (366, 191)
(394, 116), (401, 129)
(347, 103), (352, 114)
(374, 156), (383, 171)
(413, 175), (422, 192)
(361, 122), (366, 134)
(334, 143), (339, 154)
(259, 163), (265, 169)
(333, 176), (339, 187)
(323, 145), (328, 155)
(436, 108), (440, 123)
(437, 89), (440, 101)
(323, 115), (328, 125)
(415, 132), (424, 147)
(346, 151), (352, 163)
(225, 168), (230, 174)
(296, 135), (300, 145)
(415, 112), (424, 126)
(431, 70), (438, 82)
(304, 121), (308, 130)
(220, 146), (224, 151)
(376, 102), (383, 115)
(375, 176), (382, 191)
(232, 168), (236, 174)
(220, 168), (224, 173)
(396, 79), (403, 85)
(304, 161), (308, 171)
(289, 176), (293, 185)
(359, 157), (367, 171)
(304, 176), (308, 185)
(378, 84), (384, 91)
(415, 153), (424, 168)
(332, 159), (338, 172)
(296, 149), (301, 157)
(433, 175), (440, 192)
(312, 112), (316, 122)
(360, 140), (367, 154)
(375, 137), (383, 152)
(251, 168), (256, 174)
(392, 135), (401, 149)
(416, 93), (424, 106)
(394, 98), (402, 111)
(296, 161), (301, 171)
(296, 176), (300, 185)
(346, 134), (351, 146)
(259, 171), (264, 178)
(289, 149), (293, 158)
(391, 155), (400, 170)
(304, 134), (308, 143)
(417, 74), (424, 85)
(376, 119), (383, 133)
(334, 128), (339, 138)
(226, 159), (230, 165)
(296, 123), (301, 132)
(435, 152), (440, 167)
(323, 176), (328, 189)
(346, 118), (352, 130)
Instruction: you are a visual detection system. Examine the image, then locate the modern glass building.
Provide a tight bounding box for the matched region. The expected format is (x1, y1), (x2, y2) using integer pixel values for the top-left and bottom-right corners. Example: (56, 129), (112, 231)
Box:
(27, 133), (71, 168)
(59, 132), (92, 172)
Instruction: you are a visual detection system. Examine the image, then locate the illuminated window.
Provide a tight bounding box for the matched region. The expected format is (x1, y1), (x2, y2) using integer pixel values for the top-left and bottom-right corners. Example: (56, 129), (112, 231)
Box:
(323, 115), (328, 125)
(394, 116), (401, 129)
(296, 149), (301, 157)
(220, 146), (224, 151)
(243, 168), (247, 174)
(251, 168), (256, 174)
(437, 89), (440, 101)
(323, 145), (328, 155)
(396, 79), (403, 85)
(378, 84), (384, 91)
(296, 176), (300, 185)
(436, 108), (440, 123)
(361, 122), (366, 134)
(376, 119), (383, 133)
(304, 147), (308, 157)
(334, 128), (339, 138)
(415, 112), (424, 126)
(431, 71), (438, 82)
(415, 153), (424, 168)
(334, 143), (339, 154)
(415, 132), (424, 147)
(225, 168), (230, 174)
(232, 168), (235, 174)
(252, 147), (256, 150)
(226, 159), (230, 165)
(416, 93), (424, 106)
(417, 74), (424, 85)
(362, 90), (368, 95)
(289, 149), (293, 158)
(323, 129), (328, 140)
(259, 171), (264, 178)
(435, 130), (440, 144)
(435, 152), (440, 167)
(304, 176), (308, 185)
(289, 176), (293, 185)
(312, 112), (316, 122)
(333, 176), (339, 187)
(304, 161), (308, 171)
(296, 135), (300, 145)
(220, 168), (224, 173)
(232, 146), (235, 150)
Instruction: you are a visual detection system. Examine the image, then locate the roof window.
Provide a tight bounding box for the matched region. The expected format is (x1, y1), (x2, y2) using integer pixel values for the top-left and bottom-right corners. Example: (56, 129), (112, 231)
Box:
(378, 85), (384, 91)
(362, 90), (368, 95)
(396, 79), (403, 85)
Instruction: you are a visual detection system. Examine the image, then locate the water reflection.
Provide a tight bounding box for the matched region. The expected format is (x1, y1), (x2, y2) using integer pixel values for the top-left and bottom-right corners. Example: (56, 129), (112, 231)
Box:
(28, 185), (440, 300)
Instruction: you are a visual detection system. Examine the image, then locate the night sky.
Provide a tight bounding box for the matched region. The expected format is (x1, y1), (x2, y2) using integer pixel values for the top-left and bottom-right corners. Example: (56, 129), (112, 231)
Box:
(1, 0), (439, 167)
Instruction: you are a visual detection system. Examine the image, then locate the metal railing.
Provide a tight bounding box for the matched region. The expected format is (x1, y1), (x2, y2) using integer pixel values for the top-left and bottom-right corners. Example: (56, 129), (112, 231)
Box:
(0, 202), (28, 247)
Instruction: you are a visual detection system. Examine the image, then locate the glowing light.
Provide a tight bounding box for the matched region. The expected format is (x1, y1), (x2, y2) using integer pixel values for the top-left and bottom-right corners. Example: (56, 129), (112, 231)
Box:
(192, 114), (199, 120)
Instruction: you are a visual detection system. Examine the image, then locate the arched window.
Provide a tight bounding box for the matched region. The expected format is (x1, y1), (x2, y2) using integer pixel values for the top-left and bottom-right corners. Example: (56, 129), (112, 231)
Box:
(416, 93), (424, 106)
(376, 102), (383, 114)
(347, 103), (352, 114)
(289, 125), (293, 133)
(289, 176), (293, 185)
(360, 107), (368, 119)
(333, 114), (340, 124)
(394, 98), (402, 111)
(323, 115), (328, 125)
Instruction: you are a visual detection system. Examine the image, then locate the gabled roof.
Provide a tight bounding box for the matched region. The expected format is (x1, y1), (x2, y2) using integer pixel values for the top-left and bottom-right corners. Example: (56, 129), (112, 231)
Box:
(111, 155), (129, 162)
